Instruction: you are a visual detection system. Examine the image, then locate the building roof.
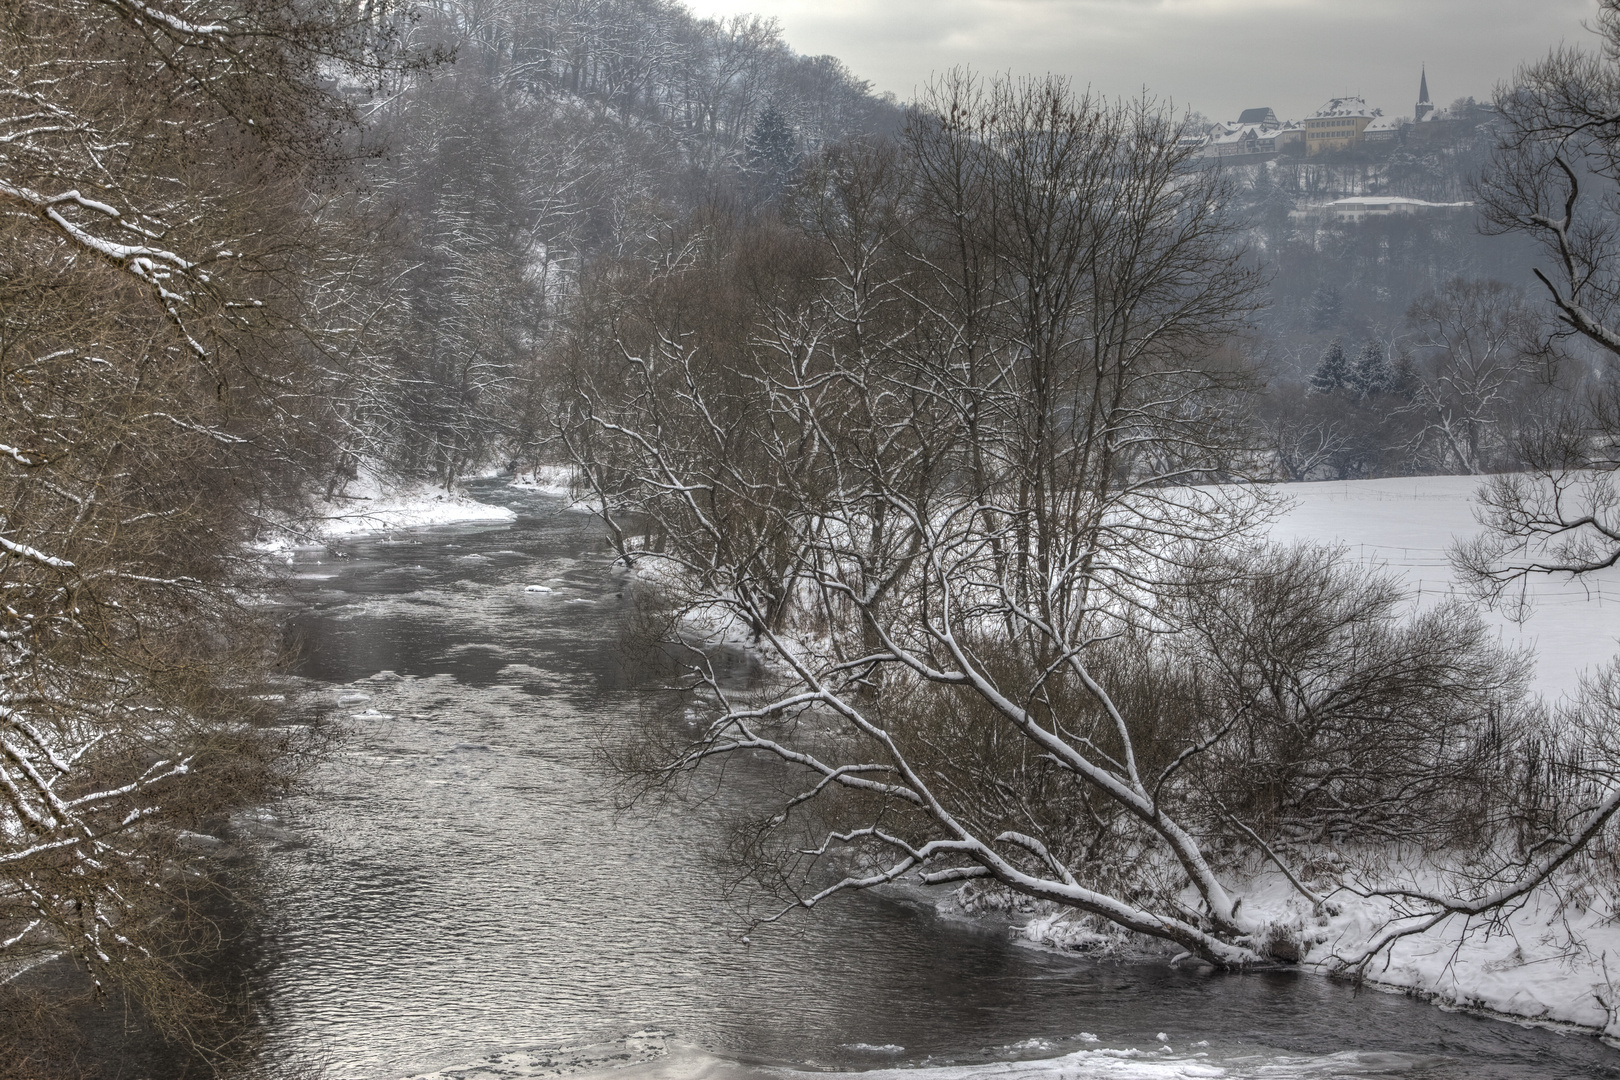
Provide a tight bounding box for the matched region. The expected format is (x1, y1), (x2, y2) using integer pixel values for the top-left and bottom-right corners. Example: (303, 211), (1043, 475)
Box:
(1312, 96), (1373, 119)
(1418, 67), (1431, 105)
(1327, 197), (1472, 210)
(1364, 115), (1406, 133)
(1238, 107), (1278, 126)
(1212, 123), (1265, 144)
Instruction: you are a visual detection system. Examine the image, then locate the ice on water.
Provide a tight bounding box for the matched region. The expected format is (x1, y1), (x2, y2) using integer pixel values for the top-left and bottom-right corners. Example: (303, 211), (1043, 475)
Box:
(407, 1032), (1436, 1080)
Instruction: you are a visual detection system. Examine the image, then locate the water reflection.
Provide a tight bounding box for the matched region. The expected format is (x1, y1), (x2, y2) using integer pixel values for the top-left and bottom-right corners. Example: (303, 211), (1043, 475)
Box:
(252, 481), (1618, 1080)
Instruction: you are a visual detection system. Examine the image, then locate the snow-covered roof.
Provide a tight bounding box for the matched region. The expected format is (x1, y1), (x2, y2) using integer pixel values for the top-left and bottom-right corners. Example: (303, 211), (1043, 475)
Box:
(1364, 115), (1406, 133)
(1212, 123), (1266, 144)
(1295, 197), (1474, 221)
(1327, 197), (1472, 210)
(1312, 96), (1373, 119)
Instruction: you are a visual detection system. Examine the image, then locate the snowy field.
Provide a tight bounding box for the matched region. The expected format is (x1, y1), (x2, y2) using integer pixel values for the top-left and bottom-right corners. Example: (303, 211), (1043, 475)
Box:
(1266, 475), (1620, 700)
(1009, 475), (1620, 1041)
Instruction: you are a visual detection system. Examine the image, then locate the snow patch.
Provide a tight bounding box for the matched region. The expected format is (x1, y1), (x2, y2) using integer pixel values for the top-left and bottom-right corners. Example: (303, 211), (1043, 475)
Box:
(510, 463), (580, 498)
(252, 471), (516, 551)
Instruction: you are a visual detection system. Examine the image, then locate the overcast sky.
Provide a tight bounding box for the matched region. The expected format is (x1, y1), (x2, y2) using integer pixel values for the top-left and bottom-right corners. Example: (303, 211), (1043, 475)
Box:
(683, 0), (1596, 123)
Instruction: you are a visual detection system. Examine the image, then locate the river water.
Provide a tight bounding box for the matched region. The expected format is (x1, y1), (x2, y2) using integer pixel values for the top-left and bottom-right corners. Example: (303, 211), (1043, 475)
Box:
(251, 480), (1618, 1080)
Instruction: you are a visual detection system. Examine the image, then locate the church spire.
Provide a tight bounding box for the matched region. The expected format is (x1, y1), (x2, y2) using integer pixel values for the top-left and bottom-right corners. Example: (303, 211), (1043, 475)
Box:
(1416, 66), (1433, 121)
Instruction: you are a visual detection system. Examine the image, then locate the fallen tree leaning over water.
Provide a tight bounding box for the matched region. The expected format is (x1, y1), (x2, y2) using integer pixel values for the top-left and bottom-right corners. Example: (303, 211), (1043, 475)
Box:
(566, 72), (1620, 971)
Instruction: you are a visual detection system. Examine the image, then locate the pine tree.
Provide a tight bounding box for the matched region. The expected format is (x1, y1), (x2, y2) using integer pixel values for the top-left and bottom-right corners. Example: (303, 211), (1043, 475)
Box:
(1350, 340), (1395, 397)
(1309, 340), (1351, 394)
(746, 106), (800, 189)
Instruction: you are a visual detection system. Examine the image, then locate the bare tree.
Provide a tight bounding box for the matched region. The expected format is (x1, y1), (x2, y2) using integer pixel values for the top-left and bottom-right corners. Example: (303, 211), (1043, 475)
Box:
(1403, 278), (1548, 475)
(0, 0), (416, 1043)
(1465, 1), (1620, 586)
(574, 77), (1281, 966)
(566, 73), (1620, 973)
(1260, 385), (1371, 481)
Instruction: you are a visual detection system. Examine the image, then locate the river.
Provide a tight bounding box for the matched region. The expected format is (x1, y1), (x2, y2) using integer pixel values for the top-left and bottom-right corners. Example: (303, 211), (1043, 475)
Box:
(248, 480), (1618, 1080)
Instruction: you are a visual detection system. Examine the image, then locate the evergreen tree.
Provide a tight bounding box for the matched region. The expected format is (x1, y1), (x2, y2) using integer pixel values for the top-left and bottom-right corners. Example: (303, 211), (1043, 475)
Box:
(747, 106), (800, 190)
(1309, 340), (1352, 394)
(1350, 340), (1396, 397)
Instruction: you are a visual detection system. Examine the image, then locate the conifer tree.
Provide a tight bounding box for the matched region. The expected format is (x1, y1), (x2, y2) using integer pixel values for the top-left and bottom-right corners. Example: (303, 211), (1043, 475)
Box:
(747, 106), (800, 191)
(1309, 340), (1351, 394)
(1350, 340), (1395, 396)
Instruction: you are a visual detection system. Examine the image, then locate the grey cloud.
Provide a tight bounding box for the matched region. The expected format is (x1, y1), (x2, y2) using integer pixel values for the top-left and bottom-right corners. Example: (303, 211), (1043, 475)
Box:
(690, 0), (1593, 122)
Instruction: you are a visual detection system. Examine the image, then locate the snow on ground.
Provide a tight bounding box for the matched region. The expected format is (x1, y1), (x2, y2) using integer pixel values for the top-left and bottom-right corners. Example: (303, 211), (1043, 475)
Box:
(1015, 476), (1620, 1040)
(1261, 477), (1620, 1035)
(1264, 475), (1620, 699)
(313, 476), (516, 538)
(510, 463), (579, 499)
(253, 473), (516, 551)
(1228, 863), (1620, 1040)
(1014, 845), (1620, 1041)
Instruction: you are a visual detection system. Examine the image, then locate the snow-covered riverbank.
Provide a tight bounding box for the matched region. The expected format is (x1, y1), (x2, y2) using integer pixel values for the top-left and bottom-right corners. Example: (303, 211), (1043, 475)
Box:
(1008, 859), (1620, 1042)
(508, 463), (578, 499)
(1013, 475), (1620, 1042)
(647, 473), (1620, 1044)
(1275, 477), (1620, 1040)
(254, 474), (517, 551)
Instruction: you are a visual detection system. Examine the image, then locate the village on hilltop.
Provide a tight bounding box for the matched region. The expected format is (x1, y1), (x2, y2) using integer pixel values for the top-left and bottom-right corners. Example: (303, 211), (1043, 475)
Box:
(1197, 68), (1476, 162)
(1193, 68), (1488, 219)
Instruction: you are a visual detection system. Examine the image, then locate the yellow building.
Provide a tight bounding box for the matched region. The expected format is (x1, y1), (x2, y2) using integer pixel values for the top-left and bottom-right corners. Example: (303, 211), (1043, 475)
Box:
(1305, 97), (1374, 155)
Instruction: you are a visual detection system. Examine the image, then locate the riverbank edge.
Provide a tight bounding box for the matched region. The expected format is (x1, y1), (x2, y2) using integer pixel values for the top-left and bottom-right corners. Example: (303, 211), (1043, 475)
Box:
(1001, 864), (1620, 1046)
(251, 474), (519, 551)
(623, 559), (1620, 1050)
(887, 876), (1620, 1048)
(364, 480), (1620, 1052)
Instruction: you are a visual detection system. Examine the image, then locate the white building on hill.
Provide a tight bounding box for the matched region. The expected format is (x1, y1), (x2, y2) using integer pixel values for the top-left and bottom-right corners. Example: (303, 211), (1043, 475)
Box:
(1322, 196), (1472, 223)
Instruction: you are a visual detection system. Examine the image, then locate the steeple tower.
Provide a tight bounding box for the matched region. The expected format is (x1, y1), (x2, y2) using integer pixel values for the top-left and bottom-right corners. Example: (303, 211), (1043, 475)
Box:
(1415, 66), (1433, 122)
